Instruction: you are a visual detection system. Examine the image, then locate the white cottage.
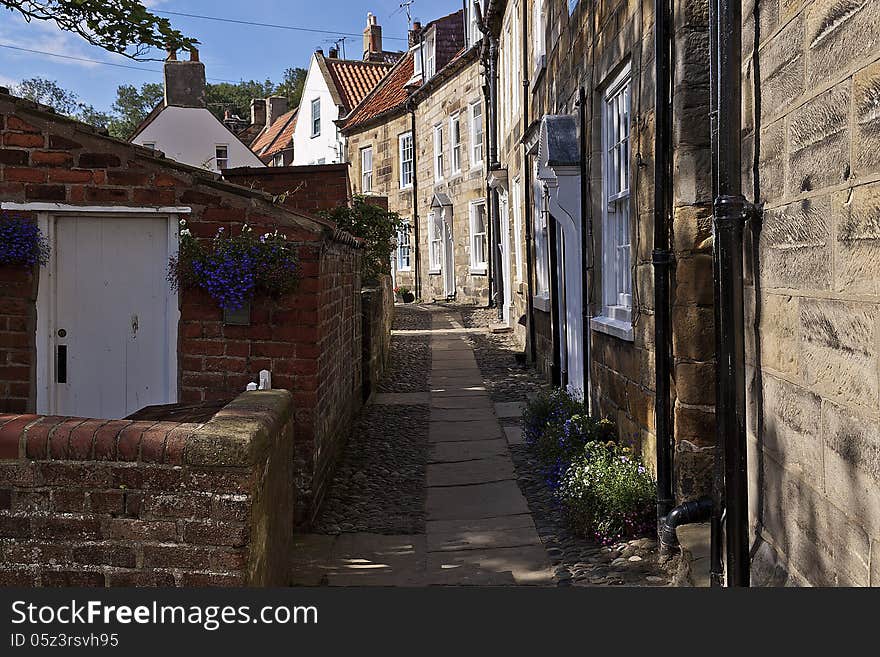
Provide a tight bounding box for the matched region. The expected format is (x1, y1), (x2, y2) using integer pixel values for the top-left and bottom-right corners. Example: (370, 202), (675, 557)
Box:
(130, 50), (264, 172)
(292, 15), (398, 165)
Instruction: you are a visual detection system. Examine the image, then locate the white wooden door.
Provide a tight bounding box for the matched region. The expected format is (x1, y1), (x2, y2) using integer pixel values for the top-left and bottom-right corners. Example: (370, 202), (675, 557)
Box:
(442, 212), (456, 297)
(499, 193), (512, 326)
(52, 216), (174, 419)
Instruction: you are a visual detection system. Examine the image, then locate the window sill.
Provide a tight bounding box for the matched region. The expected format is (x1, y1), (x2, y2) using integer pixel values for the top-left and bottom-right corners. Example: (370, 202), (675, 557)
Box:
(469, 267), (487, 276)
(590, 315), (634, 342)
(428, 269), (441, 276)
(400, 184), (413, 191)
(533, 294), (551, 312)
(397, 267), (412, 273)
(531, 58), (547, 93)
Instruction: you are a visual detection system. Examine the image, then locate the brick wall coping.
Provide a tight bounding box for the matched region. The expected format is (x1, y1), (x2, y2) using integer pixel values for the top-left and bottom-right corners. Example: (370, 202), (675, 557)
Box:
(0, 390), (294, 468)
(224, 163), (351, 176)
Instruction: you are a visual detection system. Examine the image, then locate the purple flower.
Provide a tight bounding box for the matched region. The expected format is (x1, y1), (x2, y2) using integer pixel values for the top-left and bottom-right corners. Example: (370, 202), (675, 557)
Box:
(0, 214), (50, 267)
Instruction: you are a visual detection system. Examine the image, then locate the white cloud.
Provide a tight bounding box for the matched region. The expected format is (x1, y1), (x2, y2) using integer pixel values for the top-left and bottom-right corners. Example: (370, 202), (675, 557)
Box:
(0, 74), (18, 89)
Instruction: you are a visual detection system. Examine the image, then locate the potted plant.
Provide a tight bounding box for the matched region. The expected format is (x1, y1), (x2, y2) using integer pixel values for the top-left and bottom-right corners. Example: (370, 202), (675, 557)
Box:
(168, 220), (298, 312)
(0, 214), (50, 268)
(395, 285), (415, 304)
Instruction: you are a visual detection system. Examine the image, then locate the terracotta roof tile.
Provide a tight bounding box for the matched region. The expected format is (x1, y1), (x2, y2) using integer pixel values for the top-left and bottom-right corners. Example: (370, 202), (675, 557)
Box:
(324, 58), (394, 112)
(251, 108), (297, 158)
(341, 52), (415, 131)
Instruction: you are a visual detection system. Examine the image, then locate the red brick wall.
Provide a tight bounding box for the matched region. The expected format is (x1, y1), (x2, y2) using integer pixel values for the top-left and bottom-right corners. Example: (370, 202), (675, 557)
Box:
(223, 164), (353, 215)
(0, 391), (295, 587)
(0, 96), (364, 525)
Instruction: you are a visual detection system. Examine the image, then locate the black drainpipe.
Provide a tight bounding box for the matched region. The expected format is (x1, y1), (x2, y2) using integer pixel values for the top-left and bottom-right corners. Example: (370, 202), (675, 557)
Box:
(409, 102), (422, 300)
(547, 210), (562, 387)
(712, 0), (751, 588)
(522, 3), (536, 362)
(578, 86), (592, 406)
(653, 0), (675, 526)
(476, 2), (498, 312)
(488, 34), (504, 322)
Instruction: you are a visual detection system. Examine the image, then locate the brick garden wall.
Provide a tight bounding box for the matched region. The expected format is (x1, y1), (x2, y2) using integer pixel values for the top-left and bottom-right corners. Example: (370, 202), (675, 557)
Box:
(0, 94), (364, 526)
(222, 164), (353, 216)
(0, 391), (295, 587)
(743, 0), (880, 586)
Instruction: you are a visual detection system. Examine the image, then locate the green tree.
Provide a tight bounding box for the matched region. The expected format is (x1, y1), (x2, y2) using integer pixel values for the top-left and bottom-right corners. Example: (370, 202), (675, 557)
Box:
(277, 67), (307, 108)
(107, 82), (164, 139)
(13, 77), (111, 128)
(1, 0), (196, 59)
(321, 196), (403, 283)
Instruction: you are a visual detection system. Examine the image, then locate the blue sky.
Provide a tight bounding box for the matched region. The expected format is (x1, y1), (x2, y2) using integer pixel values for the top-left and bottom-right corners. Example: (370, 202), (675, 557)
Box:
(0, 0), (462, 112)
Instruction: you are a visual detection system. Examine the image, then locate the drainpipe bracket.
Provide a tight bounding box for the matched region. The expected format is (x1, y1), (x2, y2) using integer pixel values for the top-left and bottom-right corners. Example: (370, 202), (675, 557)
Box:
(651, 248), (674, 267)
(713, 194), (755, 229)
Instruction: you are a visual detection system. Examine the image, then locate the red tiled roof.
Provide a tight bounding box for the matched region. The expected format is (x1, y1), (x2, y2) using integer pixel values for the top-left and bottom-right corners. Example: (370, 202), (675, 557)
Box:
(251, 108), (297, 159)
(341, 52), (414, 131)
(324, 58), (394, 112)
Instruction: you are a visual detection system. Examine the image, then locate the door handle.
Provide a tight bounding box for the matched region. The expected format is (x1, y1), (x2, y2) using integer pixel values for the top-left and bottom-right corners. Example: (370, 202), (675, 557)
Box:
(56, 345), (67, 384)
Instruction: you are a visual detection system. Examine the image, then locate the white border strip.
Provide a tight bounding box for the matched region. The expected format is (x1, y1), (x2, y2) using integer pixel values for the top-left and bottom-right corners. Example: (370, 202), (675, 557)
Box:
(2, 203), (192, 214)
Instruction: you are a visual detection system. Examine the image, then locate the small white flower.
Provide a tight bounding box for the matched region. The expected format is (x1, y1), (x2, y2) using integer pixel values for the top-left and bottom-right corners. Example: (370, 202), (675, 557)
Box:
(179, 219), (187, 227)
(180, 229), (192, 237)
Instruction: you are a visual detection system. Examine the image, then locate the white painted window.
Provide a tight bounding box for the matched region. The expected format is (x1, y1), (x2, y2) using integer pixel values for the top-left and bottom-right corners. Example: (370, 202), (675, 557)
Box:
(601, 66), (632, 324)
(360, 146), (373, 193)
(433, 124), (444, 180)
(469, 200), (488, 271)
(311, 98), (321, 137)
(424, 32), (436, 78)
(470, 102), (483, 168)
(450, 113), (462, 174)
(399, 132), (414, 188)
(569, 0), (579, 14)
(532, 0), (546, 73)
(533, 161), (550, 297)
(214, 144), (229, 170)
(466, 0), (482, 48)
(512, 178), (524, 284)
(428, 211), (442, 272)
(272, 153), (284, 167)
(397, 220), (411, 271)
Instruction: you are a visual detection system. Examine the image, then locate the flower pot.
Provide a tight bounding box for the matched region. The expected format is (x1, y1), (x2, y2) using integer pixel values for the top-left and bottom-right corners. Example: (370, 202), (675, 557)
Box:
(402, 292), (415, 304)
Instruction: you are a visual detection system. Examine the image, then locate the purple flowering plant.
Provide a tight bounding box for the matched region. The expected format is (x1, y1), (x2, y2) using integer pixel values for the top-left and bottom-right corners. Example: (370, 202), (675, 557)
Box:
(168, 221), (297, 310)
(0, 214), (50, 268)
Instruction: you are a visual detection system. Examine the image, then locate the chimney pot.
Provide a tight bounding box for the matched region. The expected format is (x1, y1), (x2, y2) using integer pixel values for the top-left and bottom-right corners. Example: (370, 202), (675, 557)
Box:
(316, 48), (324, 55)
(329, 47), (339, 59)
(167, 50), (177, 61)
(189, 48), (199, 62)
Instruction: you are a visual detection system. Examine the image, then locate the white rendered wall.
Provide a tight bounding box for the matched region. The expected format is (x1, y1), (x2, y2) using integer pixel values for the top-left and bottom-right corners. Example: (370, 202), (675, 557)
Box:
(132, 106), (264, 171)
(292, 55), (344, 165)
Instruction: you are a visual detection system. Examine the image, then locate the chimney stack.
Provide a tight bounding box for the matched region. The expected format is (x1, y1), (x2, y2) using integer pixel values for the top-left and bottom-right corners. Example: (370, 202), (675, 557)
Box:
(163, 47), (206, 108)
(251, 98), (267, 127)
(363, 13), (383, 61)
(266, 96), (289, 127)
(409, 21), (422, 48)
(329, 47), (339, 59)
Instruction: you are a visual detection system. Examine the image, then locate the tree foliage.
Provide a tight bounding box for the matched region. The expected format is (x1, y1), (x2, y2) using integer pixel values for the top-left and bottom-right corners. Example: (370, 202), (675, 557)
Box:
(13, 77), (111, 127)
(107, 82), (163, 139)
(1, 0), (196, 59)
(321, 196), (403, 283)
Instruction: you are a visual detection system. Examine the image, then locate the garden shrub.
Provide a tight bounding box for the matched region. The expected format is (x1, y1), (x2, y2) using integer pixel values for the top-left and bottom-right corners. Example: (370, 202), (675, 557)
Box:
(558, 441), (656, 545)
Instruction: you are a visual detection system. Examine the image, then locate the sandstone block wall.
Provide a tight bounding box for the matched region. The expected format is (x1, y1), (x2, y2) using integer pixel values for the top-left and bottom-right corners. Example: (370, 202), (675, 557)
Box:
(0, 391), (295, 587)
(744, 0), (880, 586)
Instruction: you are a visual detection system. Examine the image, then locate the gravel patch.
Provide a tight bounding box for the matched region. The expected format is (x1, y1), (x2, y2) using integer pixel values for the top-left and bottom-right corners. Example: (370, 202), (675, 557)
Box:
(392, 304), (433, 330)
(314, 403), (429, 535)
(377, 336), (430, 393)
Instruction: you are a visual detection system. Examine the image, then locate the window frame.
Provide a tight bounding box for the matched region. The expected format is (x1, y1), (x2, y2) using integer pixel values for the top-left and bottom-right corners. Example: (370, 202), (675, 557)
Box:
(399, 131), (414, 189)
(533, 160), (550, 303)
(310, 98), (321, 138)
(214, 144), (229, 170)
(450, 113), (462, 175)
(143, 142), (156, 150)
(512, 177), (524, 284)
(594, 64), (634, 341)
(360, 145), (373, 193)
(396, 220), (412, 271)
(433, 124), (444, 181)
(469, 199), (489, 273)
(469, 101), (483, 169)
(428, 211), (442, 274)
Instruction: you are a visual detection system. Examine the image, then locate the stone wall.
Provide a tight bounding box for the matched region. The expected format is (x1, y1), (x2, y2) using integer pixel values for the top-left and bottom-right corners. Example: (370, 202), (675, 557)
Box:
(361, 275), (395, 401)
(0, 391), (294, 587)
(744, 0), (880, 586)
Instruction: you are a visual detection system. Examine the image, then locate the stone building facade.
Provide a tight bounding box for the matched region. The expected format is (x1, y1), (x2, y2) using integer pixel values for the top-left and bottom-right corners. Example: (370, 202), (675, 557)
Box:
(743, 0), (880, 586)
(341, 10), (489, 306)
(488, 0), (715, 500)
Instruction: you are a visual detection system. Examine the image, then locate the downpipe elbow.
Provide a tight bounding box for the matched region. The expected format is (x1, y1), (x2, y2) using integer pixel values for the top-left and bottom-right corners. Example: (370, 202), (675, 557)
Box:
(659, 498), (713, 553)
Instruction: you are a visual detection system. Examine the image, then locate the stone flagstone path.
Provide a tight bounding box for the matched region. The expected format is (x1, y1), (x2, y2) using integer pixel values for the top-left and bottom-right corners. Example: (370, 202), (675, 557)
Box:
(291, 308), (553, 586)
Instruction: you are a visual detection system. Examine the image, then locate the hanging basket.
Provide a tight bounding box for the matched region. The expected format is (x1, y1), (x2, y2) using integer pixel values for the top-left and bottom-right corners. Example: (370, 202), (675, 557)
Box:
(0, 214), (50, 268)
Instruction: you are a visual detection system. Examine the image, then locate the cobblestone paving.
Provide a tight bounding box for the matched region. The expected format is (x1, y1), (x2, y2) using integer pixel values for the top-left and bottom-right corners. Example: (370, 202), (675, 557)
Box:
(297, 304), (677, 586)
